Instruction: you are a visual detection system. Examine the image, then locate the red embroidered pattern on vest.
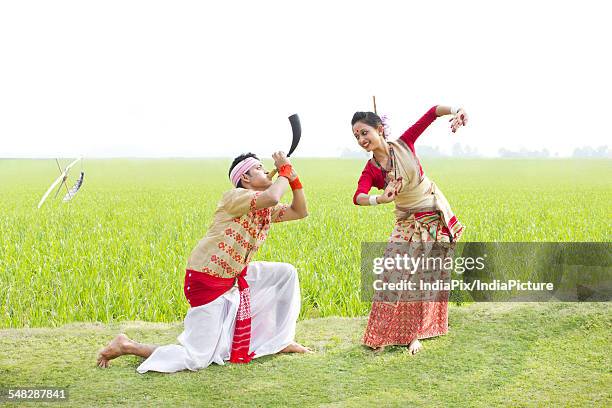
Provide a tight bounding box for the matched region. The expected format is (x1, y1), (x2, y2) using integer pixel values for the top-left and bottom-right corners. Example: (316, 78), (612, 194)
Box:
(249, 192), (261, 212)
(201, 266), (224, 278)
(275, 205), (288, 222)
(218, 241), (245, 263)
(210, 254), (238, 276)
(224, 227), (256, 251)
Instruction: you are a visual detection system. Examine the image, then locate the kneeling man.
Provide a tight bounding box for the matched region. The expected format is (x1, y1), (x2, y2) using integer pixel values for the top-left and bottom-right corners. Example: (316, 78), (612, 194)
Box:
(97, 151), (310, 373)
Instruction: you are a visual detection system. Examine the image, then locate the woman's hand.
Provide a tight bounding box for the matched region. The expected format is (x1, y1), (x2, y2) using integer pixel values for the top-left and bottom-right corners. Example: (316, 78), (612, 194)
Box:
(449, 109), (468, 133)
(378, 177), (403, 204)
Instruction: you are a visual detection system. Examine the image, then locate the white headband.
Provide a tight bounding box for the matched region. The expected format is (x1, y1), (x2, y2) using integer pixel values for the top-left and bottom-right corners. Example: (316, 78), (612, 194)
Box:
(230, 157), (261, 187)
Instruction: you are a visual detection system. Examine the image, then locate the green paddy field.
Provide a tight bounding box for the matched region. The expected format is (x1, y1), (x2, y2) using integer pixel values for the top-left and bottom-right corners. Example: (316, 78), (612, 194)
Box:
(0, 158), (610, 407)
(1, 158), (610, 327)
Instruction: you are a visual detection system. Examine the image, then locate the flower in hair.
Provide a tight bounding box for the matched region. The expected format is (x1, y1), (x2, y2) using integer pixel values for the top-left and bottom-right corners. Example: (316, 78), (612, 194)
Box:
(379, 113), (391, 139)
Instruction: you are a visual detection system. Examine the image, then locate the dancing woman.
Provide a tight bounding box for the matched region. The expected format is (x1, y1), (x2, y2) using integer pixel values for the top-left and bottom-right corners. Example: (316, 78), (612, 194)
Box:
(351, 105), (468, 354)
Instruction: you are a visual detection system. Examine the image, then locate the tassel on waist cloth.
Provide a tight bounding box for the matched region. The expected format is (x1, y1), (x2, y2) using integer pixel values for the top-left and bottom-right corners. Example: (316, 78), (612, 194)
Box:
(184, 266), (255, 364)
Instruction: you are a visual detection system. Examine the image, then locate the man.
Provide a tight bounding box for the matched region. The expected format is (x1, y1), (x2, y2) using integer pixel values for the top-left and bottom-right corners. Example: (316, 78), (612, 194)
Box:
(97, 151), (310, 373)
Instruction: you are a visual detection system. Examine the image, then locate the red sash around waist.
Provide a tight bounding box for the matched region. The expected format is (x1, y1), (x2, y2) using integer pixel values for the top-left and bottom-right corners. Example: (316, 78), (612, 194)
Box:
(184, 267), (255, 364)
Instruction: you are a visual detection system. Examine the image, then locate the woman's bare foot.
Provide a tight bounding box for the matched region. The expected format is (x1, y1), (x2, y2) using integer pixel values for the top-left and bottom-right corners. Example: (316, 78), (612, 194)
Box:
(280, 342), (312, 353)
(408, 339), (423, 355)
(97, 333), (132, 368)
(371, 346), (386, 354)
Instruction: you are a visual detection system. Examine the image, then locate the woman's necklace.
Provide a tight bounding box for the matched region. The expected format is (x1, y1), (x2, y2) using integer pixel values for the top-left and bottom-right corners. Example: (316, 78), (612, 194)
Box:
(373, 144), (397, 181)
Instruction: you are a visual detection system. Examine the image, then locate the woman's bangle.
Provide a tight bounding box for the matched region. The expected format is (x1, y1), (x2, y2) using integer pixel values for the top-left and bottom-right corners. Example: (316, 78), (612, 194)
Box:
(450, 106), (461, 115)
(289, 176), (303, 191)
(369, 195), (379, 206)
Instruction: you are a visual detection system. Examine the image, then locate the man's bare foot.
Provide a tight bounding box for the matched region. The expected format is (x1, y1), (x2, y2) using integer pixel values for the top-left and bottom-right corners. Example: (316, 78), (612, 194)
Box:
(408, 339), (423, 355)
(97, 333), (132, 368)
(280, 342), (312, 353)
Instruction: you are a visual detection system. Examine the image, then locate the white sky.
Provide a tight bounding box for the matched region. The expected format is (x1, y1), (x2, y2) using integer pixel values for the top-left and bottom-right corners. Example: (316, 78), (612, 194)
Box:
(0, 1), (610, 158)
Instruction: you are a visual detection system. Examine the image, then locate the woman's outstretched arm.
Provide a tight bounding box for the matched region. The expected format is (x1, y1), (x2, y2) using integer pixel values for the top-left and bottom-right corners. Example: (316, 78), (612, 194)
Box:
(400, 105), (468, 145)
(436, 106), (469, 133)
(399, 106), (438, 146)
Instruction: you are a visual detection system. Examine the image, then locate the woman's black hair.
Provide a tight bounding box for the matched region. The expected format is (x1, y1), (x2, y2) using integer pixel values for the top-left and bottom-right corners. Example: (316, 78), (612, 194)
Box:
(229, 152), (260, 188)
(351, 111), (382, 129)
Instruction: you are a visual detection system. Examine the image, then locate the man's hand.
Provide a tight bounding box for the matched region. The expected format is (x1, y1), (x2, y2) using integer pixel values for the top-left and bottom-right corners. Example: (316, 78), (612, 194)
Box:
(272, 151), (291, 170)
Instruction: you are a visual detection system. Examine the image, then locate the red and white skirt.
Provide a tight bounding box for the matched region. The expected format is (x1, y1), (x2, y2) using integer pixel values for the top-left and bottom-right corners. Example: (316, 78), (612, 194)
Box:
(362, 211), (460, 348)
(136, 261), (300, 373)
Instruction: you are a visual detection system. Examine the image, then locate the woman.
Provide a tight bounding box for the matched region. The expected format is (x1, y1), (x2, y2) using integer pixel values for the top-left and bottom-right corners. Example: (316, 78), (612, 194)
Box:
(352, 105), (468, 354)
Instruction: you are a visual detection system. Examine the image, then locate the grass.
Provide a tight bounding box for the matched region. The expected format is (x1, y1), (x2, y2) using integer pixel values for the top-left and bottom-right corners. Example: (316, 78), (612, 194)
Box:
(1, 158), (609, 406)
(0, 302), (610, 407)
(1, 158), (611, 327)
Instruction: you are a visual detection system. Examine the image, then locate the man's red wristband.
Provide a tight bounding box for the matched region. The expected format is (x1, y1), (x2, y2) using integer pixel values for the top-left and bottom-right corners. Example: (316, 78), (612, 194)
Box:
(278, 164), (292, 179)
(289, 177), (303, 191)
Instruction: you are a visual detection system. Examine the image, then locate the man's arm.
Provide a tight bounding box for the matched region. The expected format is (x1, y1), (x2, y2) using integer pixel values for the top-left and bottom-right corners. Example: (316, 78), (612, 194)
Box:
(278, 170), (308, 221)
(255, 151), (294, 210)
(256, 176), (289, 209)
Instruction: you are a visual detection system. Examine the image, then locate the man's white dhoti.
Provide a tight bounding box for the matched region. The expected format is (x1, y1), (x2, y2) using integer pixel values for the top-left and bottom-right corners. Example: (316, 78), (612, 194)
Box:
(136, 261), (300, 373)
